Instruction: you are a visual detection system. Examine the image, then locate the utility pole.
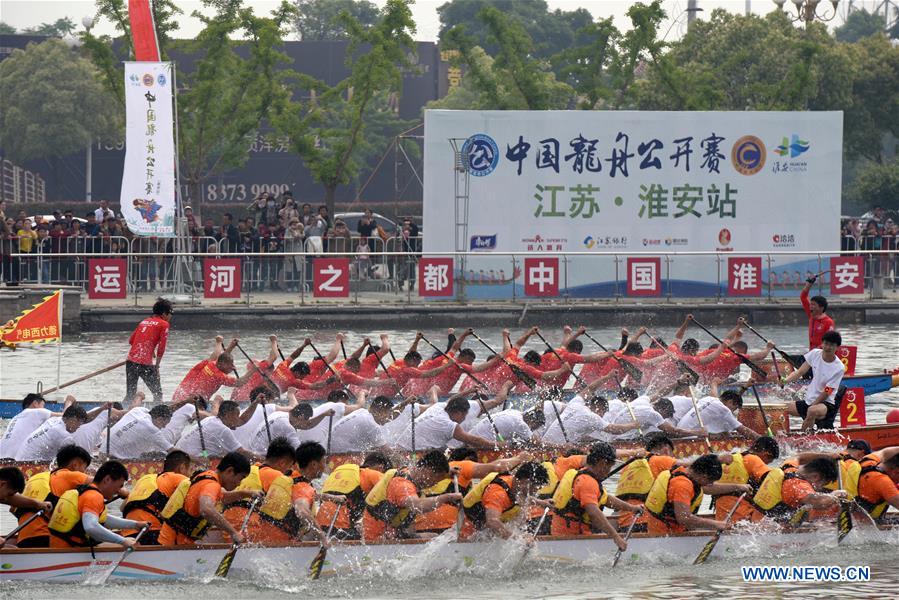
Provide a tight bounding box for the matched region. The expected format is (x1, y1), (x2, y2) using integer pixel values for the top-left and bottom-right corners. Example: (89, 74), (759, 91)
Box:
(688, 0), (699, 25)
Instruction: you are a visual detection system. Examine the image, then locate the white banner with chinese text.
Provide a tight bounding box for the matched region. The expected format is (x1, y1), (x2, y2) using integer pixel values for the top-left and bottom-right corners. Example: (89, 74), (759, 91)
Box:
(423, 110), (843, 298)
(120, 62), (176, 237)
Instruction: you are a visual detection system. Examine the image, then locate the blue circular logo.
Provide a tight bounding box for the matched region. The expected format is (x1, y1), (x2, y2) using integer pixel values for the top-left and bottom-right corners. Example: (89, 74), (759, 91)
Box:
(157, 73), (167, 86)
(462, 134), (499, 176)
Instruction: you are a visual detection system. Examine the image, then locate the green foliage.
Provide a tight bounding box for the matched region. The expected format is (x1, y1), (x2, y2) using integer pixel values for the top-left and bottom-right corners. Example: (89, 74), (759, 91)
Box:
(21, 18), (77, 37)
(436, 0), (592, 65)
(846, 158), (899, 212)
(0, 22), (17, 35)
(295, 0), (379, 40)
(273, 0), (416, 211)
(835, 9), (886, 43)
(435, 6), (574, 110)
(0, 39), (121, 162)
(86, 0), (295, 201)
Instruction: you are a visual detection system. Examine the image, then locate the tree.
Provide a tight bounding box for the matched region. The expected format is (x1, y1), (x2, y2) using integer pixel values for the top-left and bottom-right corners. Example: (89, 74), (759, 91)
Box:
(0, 39), (120, 162)
(846, 158), (899, 212)
(295, 0), (379, 40)
(437, 0), (592, 65)
(22, 18), (78, 37)
(0, 22), (17, 35)
(435, 6), (574, 110)
(835, 9), (886, 43)
(86, 0), (296, 204)
(273, 0), (416, 214)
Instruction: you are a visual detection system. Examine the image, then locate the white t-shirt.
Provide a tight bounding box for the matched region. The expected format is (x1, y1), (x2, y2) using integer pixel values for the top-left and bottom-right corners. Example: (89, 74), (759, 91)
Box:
(383, 403), (423, 445)
(248, 413), (300, 456)
(677, 396), (741, 434)
(542, 403), (609, 445)
(395, 406), (458, 450)
(539, 401), (566, 437)
(163, 404), (197, 445)
(469, 409), (533, 444)
(295, 402), (347, 447)
(108, 407), (173, 459)
(1, 407), (53, 459)
(15, 411), (108, 461)
(610, 403), (665, 439)
(175, 417), (242, 458)
(667, 395), (695, 422)
(234, 404), (277, 448)
(330, 409), (387, 453)
(803, 349), (845, 406)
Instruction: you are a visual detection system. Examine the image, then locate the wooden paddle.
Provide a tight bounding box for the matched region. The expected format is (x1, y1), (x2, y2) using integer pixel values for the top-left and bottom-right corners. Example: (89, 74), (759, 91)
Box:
(104, 403), (112, 456)
(470, 330), (538, 389)
(690, 317), (767, 378)
(308, 340), (356, 400)
(194, 399), (209, 462)
(749, 384), (775, 437)
(0, 508), (45, 549)
(583, 331), (644, 383)
(515, 506), (551, 569)
(308, 504), (341, 580)
(89, 525), (150, 585)
(215, 495), (261, 578)
(687, 385), (714, 452)
(644, 330), (701, 383)
(693, 492), (747, 565)
(738, 318), (805, 370)
(612, 507), (644, 568)
(453, 474), (464, 540)
(836, 461), (853, 544)
(41, 361), (126, 395)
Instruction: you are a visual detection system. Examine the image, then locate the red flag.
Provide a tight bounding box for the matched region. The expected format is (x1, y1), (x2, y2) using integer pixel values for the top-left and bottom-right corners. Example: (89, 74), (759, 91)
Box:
(129, 0), (161, 61)
(0, 290), (62, 346)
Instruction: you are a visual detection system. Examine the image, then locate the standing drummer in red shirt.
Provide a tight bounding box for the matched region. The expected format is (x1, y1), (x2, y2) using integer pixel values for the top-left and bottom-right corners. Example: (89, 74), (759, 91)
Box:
(124, 298), (172, 405)
(800, 275), (835, 350)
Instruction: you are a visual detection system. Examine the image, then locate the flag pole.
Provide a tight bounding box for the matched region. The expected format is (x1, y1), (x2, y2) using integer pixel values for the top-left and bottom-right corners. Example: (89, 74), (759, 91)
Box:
(56, 289), (63, 395)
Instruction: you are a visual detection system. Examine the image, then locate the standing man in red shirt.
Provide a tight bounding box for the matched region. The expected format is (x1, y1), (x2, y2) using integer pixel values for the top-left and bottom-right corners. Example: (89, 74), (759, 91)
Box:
(800, 275), (835, 350)
(124, 299), (172, 405)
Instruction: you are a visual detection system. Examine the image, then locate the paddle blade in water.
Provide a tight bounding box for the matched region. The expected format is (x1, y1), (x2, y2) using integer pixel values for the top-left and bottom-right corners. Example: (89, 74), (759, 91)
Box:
(837, 503), (853, 543)
(788, 507), (809, 528)
(214, 547), (237, 578)
(308, 546), (327, 580)
(693, 534), (720, 565)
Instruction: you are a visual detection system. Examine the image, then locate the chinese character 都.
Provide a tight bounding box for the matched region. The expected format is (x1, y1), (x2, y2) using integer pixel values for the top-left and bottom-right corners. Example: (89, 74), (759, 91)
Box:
(422, 263), (449, 291)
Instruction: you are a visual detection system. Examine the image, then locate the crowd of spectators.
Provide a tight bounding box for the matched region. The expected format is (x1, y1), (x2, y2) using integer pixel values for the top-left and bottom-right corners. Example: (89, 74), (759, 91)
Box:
(0, 195), (422, 290)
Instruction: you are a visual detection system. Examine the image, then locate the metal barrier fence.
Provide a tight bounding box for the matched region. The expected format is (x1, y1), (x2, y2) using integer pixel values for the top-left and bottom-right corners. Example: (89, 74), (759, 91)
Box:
(2, 236), (896, 302)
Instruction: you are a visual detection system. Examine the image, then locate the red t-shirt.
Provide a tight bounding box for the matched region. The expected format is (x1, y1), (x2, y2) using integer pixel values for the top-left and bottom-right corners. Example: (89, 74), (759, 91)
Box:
(127, 316), (170, 365)
(172, 359), (237, 402)
(801, 288), (835, 349)
(231, 360), (273, 401)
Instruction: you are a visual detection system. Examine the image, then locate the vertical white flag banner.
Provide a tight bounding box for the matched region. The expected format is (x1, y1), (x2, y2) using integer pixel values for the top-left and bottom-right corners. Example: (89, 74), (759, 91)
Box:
(120, 62), (176, 237)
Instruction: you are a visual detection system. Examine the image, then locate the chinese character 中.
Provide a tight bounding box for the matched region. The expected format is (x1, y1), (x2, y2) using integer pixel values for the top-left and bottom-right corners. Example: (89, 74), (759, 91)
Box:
(423, 263), (449, 291)
(534, 184), (565, 217)
(834, 263), (860, 289)
(210, 265), (236, 293)
(568, 184), (600, 218)
(638, 138), (663, 170)
(605, 132), (633, 178)
(564, 134), (601, 174)
(638, 184), (669, 219)
(670, 136), (693, 172)
(672, 184), (703, 218)
(94, 264), (122, 293)
(732, 261), (758, 290)
(536, 138), (560, 173)
(528, 262), (556, 293)
(506, 136), (531, 176)
(706, 183), (738, 218)
(700, 133), (726, 174)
